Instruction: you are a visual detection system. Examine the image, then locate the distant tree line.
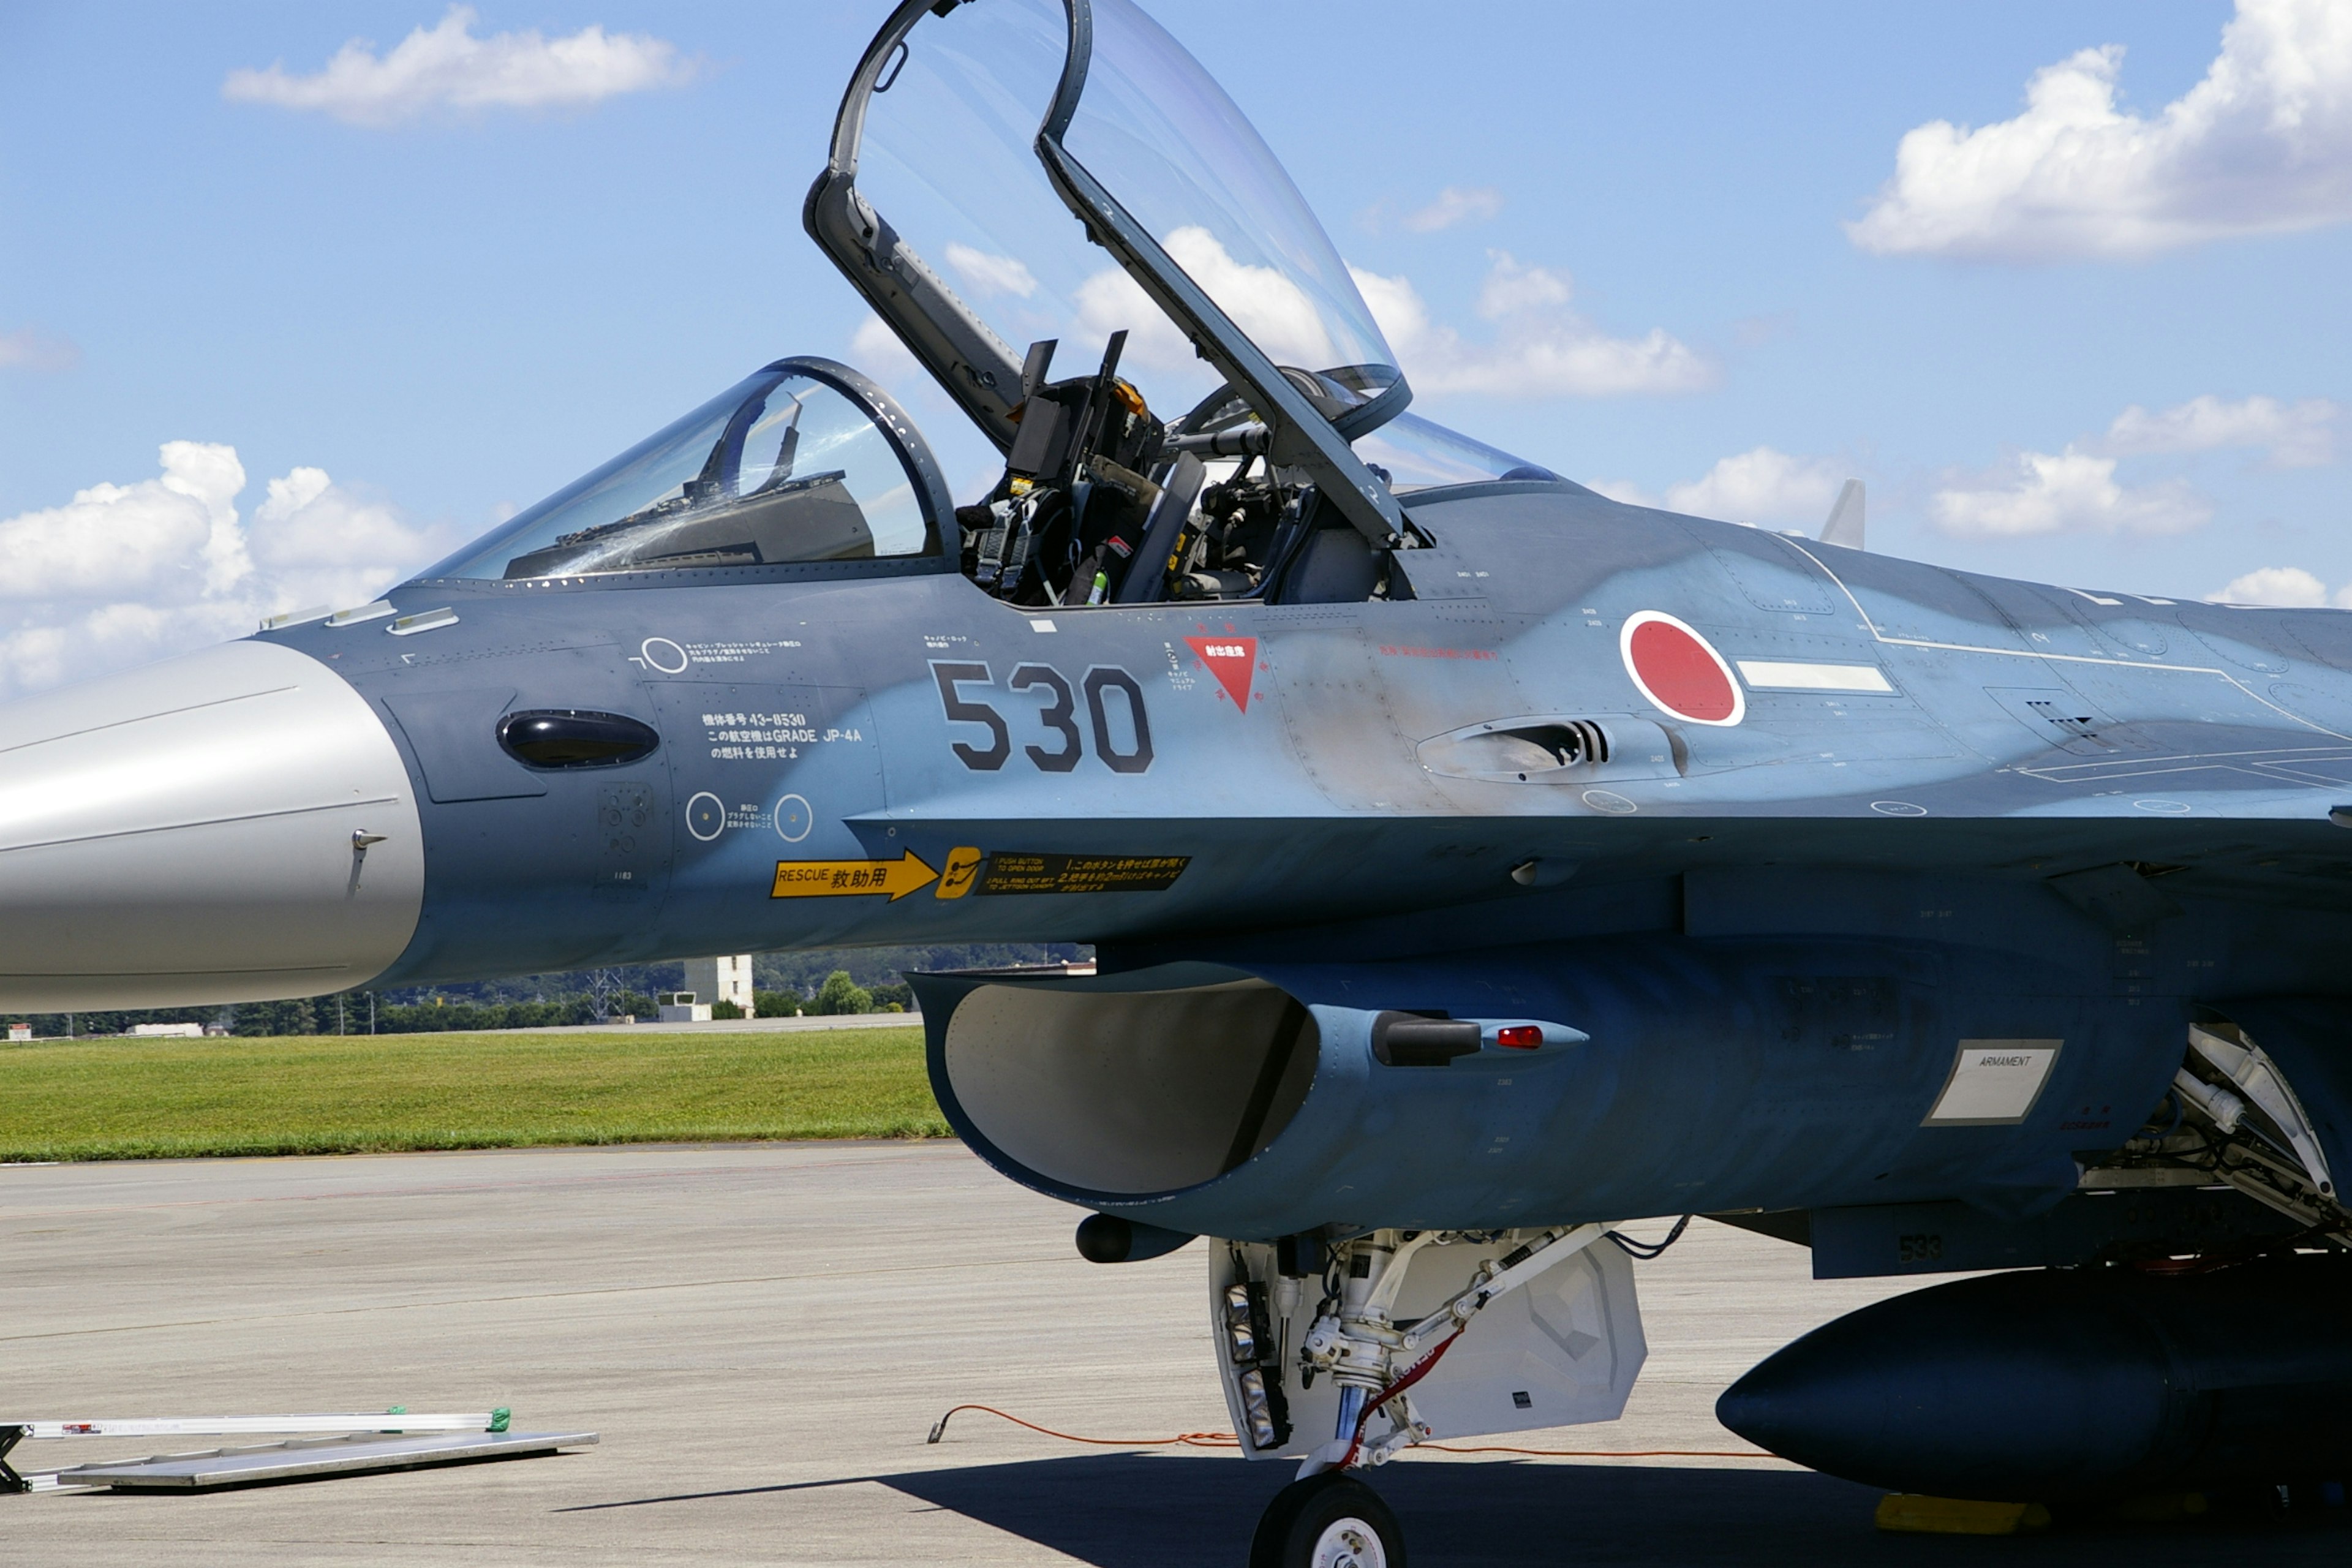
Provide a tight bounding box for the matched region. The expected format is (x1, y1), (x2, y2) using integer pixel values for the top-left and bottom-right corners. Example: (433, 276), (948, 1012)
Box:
(3, 944), (1070, 1039)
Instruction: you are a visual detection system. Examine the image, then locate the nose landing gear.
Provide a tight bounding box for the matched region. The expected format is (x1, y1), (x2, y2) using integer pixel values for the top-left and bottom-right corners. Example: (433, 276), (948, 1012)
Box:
(1232, 1221), (1625, 1566)
(1250, 1472), (1406, 1568)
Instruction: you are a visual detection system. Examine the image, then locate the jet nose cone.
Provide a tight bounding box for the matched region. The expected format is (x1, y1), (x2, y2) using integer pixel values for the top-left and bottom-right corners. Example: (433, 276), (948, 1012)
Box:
(0, 641), (423, 1011)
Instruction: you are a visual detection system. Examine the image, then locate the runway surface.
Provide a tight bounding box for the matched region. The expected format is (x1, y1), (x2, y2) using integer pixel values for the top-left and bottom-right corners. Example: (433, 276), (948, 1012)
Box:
(2, 1141), (2343, 1564)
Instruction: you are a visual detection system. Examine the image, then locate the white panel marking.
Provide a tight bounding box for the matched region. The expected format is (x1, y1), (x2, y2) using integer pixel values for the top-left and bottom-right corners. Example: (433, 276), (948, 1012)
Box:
(1924, 1040), (2063, 1126)
(1734, 660), (1894, 693)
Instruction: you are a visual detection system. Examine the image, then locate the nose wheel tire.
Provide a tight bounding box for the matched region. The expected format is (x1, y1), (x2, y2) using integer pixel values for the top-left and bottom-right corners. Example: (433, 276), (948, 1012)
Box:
(1250, 1473), (1406, 1568)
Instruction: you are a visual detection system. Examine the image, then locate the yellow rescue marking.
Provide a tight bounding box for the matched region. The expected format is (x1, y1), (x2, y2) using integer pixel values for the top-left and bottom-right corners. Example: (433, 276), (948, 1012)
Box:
(936, 846), (983, 900)
(771, 850), (938, 902)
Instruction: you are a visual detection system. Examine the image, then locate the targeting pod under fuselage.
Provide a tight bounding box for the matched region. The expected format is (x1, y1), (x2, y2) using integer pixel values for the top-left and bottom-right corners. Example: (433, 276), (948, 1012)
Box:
(1719, 1254), (2352, 1501)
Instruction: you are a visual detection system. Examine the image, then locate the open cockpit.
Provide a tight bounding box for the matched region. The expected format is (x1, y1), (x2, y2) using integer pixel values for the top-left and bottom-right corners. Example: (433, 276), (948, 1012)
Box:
(947, 348), (1564, 609)
(807, 0), (1556, 611)
(416, 0), (1563, 606)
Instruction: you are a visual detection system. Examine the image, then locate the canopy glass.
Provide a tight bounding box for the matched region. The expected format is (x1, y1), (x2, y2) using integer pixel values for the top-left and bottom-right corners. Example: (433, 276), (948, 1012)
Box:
(423, 366), (941, 581)
(842, 0), (1401, 429)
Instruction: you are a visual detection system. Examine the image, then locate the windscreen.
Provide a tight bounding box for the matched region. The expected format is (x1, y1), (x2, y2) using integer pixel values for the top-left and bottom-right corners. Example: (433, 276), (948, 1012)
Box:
(1354, 413), (1566, 492)
(424, 371), (934, 581)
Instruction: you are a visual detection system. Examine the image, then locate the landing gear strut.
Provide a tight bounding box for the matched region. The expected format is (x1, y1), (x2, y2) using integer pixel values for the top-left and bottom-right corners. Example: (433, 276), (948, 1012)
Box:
(1251, 1472), (1405, 1568)
(1229, 1222), (1626, 1567)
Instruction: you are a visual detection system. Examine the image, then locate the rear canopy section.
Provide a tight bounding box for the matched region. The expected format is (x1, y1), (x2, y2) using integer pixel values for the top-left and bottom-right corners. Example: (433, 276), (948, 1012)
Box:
(806, 0), (1409, 546)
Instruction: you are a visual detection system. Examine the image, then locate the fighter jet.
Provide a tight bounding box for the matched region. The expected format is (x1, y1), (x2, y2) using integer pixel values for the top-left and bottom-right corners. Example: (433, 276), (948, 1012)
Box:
(7, 0), (2351, 1559)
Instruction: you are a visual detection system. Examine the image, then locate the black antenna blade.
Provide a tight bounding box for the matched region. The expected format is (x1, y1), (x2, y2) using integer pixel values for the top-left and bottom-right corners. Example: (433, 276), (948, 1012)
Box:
(1094, 328), (1128, 384)
(1020, 339), (1058, 399)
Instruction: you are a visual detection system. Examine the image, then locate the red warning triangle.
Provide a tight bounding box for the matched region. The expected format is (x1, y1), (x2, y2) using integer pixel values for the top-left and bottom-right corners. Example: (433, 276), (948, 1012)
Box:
(1185, 635), (1258, 712)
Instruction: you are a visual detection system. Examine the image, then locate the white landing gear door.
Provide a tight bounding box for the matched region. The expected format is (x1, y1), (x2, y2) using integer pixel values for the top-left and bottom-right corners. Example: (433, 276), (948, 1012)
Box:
(1401, 1236), (1646, 1442)
(1210, 1234), (1648, 1462)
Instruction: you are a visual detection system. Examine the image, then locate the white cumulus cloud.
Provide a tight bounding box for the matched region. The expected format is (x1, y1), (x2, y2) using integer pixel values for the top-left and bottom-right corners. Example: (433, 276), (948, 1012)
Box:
(2098, 393), (2338, 467)
(1850, 0), (2352, 260)
(1404, 186), (1505, 233)
(1931, 446), (2212, 537)
(974, 233), (1710, 410)
(1073, 264), (1199, 381)
(1667, 448), (1847, 524)
(0, 441), (245, 608)
(1352, 252), (1714, 398)
(2212, 565), (2331, 606)
(1165, 227), (1338, 370)
(1071, 227), (1336, 399)
(0, 445), (453, 699)
(1589, 447), (1847, 525)
(223, 6), (698, 127)
(943, 243), (1039, 301)
(247, 467), (446, 612)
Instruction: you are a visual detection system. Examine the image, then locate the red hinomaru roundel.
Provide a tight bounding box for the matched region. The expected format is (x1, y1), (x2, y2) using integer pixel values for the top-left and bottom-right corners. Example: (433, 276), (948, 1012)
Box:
(1618, 611), (1744, 726)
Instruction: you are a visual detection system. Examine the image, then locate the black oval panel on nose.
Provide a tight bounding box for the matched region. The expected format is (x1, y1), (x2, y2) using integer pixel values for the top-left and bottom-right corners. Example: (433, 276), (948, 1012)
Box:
(498, 709), (661, 769)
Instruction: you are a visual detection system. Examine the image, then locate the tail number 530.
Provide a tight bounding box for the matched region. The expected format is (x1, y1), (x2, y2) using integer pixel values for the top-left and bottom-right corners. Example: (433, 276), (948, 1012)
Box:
(930, 662), (1152, 775)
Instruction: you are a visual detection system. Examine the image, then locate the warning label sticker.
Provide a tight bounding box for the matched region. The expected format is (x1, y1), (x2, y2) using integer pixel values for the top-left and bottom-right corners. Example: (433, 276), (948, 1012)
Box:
(1183, 635), (1257, 711)
(976, 853), (1190, 895)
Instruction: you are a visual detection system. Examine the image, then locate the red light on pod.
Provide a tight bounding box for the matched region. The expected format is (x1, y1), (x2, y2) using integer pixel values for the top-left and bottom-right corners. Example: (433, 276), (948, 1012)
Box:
(1494, 1025), (1543, 1050)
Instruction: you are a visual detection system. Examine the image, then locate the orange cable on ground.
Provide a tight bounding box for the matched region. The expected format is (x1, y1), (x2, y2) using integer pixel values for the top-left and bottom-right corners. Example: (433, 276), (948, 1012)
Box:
(927, 1404), (1238, 1449)
(925, 1404), (1781, 1461)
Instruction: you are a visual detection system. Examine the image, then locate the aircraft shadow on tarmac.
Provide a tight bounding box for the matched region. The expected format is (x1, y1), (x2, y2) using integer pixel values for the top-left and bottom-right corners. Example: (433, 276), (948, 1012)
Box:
(569, 1453), (2350, 1565)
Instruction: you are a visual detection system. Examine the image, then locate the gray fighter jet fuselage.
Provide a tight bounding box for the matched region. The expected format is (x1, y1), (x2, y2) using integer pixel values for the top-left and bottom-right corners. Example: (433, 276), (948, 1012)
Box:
(15, 398), (2350, 1237)
(268, 477), (2352, 1005)
(8, 0), (2351, 1545)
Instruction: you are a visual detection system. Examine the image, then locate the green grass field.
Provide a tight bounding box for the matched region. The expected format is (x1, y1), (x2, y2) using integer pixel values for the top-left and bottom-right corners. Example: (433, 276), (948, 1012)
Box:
(0, 1025), (946, 1163)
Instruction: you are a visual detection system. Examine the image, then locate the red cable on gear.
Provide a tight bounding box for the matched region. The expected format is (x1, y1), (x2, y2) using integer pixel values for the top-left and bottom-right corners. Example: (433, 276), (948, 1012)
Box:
(1336, 1329), (1465, 1469)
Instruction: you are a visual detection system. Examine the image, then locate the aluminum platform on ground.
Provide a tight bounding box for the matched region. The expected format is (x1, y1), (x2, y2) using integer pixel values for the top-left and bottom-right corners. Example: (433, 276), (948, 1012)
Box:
(51, 1428), (598, 1491)
(2, 1142), (2340, 1564)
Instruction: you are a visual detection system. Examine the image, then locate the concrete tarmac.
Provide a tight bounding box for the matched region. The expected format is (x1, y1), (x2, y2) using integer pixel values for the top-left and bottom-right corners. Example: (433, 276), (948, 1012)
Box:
(2, 1142), (2343, 1564)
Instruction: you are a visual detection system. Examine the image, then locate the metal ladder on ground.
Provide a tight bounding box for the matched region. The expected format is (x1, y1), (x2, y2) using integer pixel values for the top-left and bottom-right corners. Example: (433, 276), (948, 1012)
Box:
(0, 1407), (597, 1493)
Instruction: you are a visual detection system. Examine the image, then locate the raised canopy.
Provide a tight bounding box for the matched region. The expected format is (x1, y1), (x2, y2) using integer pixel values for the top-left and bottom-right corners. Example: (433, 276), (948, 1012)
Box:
(806, 0), (1411, 546)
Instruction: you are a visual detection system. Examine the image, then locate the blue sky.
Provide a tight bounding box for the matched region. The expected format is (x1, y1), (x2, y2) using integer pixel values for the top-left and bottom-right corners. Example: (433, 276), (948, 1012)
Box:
(2, 1), (2348, 694)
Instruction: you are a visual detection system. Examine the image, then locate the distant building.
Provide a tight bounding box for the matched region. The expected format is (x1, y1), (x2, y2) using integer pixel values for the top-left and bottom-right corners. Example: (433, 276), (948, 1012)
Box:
(128, 1022), (205, 1038)
(656, 993), (712, 1023)
(683, 955), (755, 1017)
